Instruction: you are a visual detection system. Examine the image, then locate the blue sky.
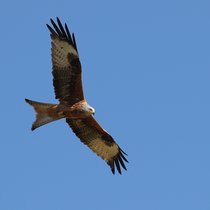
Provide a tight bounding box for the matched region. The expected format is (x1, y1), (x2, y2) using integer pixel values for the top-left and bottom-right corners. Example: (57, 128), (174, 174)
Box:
(0, 0), (210, 209)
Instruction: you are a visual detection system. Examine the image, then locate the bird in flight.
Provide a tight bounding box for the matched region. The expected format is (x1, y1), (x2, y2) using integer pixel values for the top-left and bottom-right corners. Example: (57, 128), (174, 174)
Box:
(25, 17), (128, 174)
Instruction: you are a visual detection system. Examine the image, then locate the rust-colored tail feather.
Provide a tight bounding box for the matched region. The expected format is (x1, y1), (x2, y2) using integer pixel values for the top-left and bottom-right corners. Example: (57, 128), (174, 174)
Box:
(25, 98), (60, 130)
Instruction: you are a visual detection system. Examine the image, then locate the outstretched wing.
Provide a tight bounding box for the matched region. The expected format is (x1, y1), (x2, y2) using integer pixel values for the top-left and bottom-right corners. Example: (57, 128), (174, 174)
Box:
(47, 18), (84, 106)
(66, 116), (128, 174)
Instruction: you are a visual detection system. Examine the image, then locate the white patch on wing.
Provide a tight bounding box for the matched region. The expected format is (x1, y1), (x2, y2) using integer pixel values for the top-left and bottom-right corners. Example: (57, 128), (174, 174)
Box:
(88, 138), (119, 161)
(52, 38), (78, 69)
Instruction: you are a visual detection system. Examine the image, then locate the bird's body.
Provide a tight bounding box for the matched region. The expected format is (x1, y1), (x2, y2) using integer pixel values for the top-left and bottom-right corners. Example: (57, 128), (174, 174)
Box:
(25, 18), (128, 174)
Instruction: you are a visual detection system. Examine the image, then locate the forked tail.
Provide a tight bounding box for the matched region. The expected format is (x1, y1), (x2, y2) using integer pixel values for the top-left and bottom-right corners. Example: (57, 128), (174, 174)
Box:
(25, 98), (61, 130)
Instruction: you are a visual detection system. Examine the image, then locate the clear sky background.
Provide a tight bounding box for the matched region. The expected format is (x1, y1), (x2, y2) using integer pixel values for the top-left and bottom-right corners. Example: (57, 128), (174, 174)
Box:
(0, 0), (210, 209)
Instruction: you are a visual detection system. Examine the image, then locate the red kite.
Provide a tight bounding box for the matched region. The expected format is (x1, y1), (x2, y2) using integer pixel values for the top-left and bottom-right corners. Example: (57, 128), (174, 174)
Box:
(25, 18), (128, 174)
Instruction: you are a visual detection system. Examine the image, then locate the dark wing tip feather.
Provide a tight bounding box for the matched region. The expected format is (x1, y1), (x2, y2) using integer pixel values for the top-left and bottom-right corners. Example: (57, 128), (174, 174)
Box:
(120, 148), (128, 156)
(47, 17), (78, 51)
(119, 148), (129, 163)
(50, 18), (62, 37)
(109, 160), (115, 174)
(114, 159), (122, 174)
(64, 23), (73, 44)
(108, 148), (128, 175)
(56, 17), (67, 38)
(46, 24), (57, 37)
(72, 33), (78, 52)
(118, 155), (127, 171)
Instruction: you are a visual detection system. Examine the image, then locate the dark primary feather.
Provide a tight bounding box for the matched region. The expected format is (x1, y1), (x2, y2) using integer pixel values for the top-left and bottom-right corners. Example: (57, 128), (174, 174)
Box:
(47, 18), (84, 105)
(72, 33), (78, 52)
(66, 116), (128, 174)
(107, 148), (128, 174)
(57, 18), (68, 38)
(46, 17), (77, 51)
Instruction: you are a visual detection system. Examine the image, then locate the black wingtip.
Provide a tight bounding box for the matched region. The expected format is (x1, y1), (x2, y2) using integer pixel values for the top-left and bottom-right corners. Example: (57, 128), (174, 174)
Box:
(118, 155), (127, 171)
(64, 23), (73, 45)
(120, 148), (128, 156)
(115, 159), (122, 174)
(119, 149), (129, 163)
(111, 168), (115, 174)
(46, 24), (56, 36)
(72, 33), (78, 52)
(107, 148), (128, 175)
(108, 160), (115, 174)
(47, 17), (78, 52)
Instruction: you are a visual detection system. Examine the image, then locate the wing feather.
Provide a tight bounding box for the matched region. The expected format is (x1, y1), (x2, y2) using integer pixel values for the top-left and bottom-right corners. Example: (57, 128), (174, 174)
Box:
(66, 116), (128, 174)
(72, 33), (78, 52)
(50, 18), (63, 37)
(64, 23), (74, 45)
(56, 17), (68, 38)
(47, 17), (84, 105)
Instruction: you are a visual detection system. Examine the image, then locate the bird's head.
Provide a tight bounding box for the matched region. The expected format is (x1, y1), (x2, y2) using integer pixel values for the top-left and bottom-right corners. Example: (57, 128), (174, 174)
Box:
(88, 105), (95, 115)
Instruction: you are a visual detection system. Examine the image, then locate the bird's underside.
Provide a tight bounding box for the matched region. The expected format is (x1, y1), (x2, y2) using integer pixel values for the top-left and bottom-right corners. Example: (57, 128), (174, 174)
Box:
(25, 17), (128, 174)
